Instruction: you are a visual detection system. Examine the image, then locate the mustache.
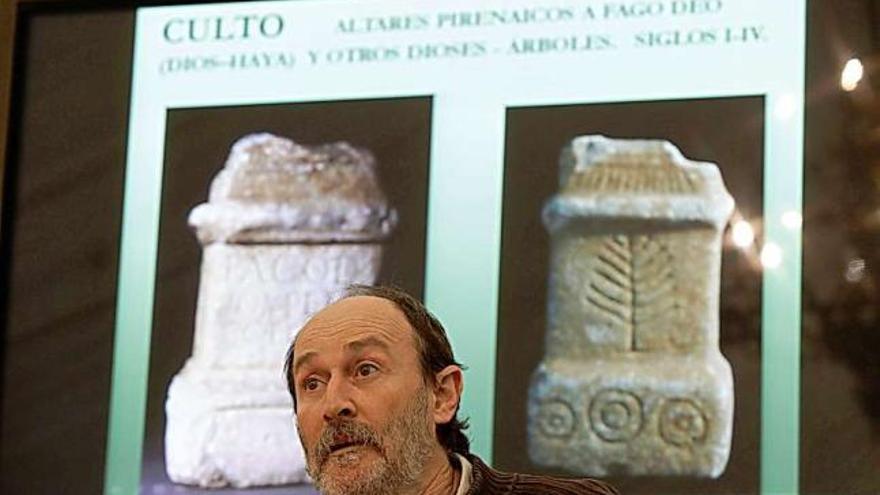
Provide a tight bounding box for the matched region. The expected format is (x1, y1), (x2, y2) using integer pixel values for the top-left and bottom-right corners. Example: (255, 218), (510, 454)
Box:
(313, 419), (384, 466)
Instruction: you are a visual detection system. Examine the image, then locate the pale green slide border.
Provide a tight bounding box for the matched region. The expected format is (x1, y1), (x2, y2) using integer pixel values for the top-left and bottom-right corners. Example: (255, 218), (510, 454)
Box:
(424, 96), (506, 460)
(103, 2), (806, 495)
(103, 17), (162, 495)
(760, 97), (805, 493)
(759, 3), (807, 492)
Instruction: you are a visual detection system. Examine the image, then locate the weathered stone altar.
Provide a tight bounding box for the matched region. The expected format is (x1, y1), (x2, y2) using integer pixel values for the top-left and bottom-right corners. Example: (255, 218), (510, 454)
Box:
(165, 133), (396, 487)
(528, 135), (734, 477)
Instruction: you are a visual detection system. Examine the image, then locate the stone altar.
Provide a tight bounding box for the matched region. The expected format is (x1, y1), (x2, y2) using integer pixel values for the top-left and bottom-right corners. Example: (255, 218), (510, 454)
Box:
(527, 135), (734, 477)
(165, 133), (396, 487)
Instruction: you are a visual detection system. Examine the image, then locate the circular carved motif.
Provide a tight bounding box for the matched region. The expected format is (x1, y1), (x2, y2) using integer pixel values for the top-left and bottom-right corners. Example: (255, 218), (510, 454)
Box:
(536, 399), (576, 439)
(659, 398), (708, 446)
(589, 389), (643, 442)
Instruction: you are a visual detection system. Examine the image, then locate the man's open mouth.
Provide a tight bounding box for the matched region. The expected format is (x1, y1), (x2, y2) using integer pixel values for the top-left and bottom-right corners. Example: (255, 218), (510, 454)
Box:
(314, 422), (383, 466)
(329, 442), (362, 454)
(328, 434), (370, 455)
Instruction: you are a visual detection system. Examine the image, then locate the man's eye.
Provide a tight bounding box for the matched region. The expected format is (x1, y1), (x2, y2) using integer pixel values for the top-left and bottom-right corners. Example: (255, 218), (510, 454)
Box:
(356, 363), (379, 377)
(302, 378), (322, 391)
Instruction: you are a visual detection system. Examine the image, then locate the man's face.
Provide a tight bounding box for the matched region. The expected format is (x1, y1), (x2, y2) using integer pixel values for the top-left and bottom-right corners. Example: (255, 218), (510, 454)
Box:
(291, 296), (438, 495)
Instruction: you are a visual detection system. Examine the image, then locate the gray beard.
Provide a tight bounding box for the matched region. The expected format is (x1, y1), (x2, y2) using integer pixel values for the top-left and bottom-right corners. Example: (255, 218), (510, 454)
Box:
(300, 387), (435, 495)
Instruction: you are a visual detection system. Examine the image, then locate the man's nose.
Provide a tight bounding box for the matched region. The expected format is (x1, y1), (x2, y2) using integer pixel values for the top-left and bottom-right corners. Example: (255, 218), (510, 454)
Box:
(321, 376), (356, 421)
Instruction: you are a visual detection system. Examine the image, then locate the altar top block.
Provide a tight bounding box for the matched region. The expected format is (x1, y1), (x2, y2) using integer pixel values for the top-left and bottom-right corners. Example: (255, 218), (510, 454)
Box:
(189, 132), (398, 244)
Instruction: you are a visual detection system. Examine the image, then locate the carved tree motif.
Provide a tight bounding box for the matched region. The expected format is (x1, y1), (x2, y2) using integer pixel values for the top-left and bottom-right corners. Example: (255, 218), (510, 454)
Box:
(586, 235), (677, 350)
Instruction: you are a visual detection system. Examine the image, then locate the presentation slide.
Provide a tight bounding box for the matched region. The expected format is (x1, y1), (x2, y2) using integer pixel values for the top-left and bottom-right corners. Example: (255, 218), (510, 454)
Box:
(102, 1), (805, 494)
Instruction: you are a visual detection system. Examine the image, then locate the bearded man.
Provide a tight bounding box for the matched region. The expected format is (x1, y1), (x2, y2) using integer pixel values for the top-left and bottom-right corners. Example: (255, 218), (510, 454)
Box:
(284, 285), (618, 495)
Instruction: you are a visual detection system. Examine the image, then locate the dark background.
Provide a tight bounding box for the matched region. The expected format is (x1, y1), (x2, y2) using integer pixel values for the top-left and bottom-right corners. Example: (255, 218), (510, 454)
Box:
(142, 98), (432, 493)
(494, 96), (765, 495)
(2, 1), (880, 494)
(0, 7), (134, 495)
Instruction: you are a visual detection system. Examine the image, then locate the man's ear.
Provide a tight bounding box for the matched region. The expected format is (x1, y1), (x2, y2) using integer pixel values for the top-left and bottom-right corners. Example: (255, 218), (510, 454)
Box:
(431, 365), (463, 425)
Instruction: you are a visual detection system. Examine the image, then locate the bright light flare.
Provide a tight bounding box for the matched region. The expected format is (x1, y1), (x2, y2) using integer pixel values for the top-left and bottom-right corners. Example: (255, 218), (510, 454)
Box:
(781, 210), (802, 230)
(841, 58), (864, 92)
(845, 258), (866, 283)
(760, 242), (783, 269)
(731, 220), (755, 248)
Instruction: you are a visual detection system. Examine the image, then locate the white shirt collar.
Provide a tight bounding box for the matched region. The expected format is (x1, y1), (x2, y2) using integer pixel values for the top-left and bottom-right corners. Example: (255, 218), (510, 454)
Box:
(453, 453), (473, 495)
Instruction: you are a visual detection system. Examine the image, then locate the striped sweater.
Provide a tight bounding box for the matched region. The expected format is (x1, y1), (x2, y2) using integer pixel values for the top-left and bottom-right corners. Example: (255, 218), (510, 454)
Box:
(464, 455), (619, 495)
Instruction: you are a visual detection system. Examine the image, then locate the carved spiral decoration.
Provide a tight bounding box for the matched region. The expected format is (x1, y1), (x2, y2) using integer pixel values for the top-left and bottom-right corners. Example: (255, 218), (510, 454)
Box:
(536, 399), (576, 439)
(659, 399), (708, 446)
(589, 389), (643, 442)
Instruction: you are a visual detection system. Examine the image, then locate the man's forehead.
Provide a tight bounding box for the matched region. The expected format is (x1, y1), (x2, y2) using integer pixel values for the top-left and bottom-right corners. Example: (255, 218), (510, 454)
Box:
(296, 295), (415, 348)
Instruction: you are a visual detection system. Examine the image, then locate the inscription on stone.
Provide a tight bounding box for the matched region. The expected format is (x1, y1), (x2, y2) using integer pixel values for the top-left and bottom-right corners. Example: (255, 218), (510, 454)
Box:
(527, 135), (734, 477)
